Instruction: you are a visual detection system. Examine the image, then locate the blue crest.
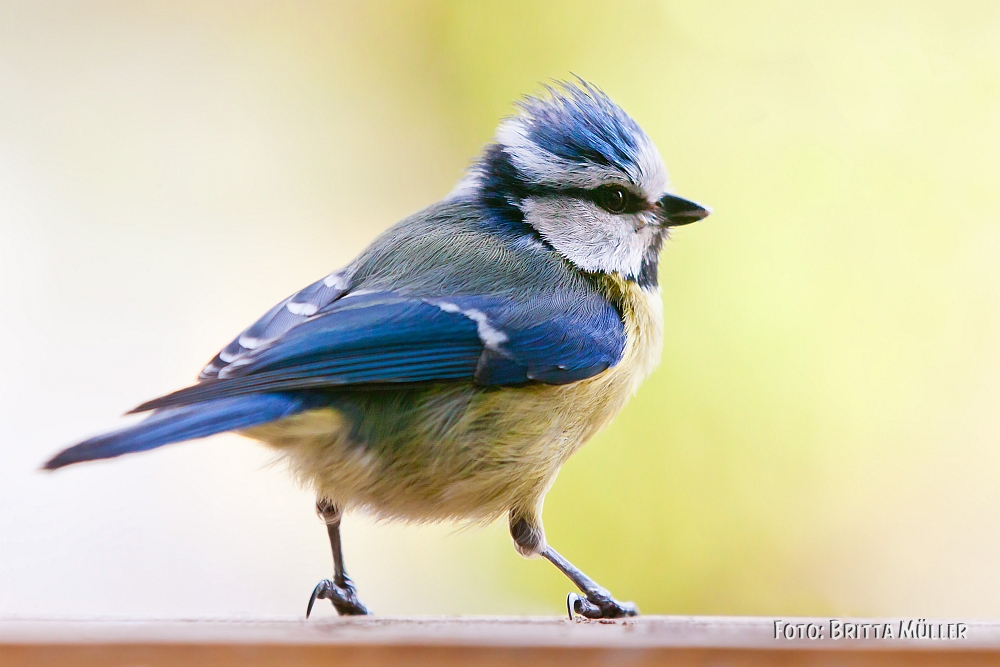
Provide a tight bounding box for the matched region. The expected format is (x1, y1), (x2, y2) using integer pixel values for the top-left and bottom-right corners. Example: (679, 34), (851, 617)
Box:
(515, 79), (649, 174)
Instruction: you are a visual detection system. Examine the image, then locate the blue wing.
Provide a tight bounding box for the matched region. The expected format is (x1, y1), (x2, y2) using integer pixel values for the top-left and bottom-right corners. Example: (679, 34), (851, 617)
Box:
(200, 270), (352, 379)
(134, 289), (625, 412)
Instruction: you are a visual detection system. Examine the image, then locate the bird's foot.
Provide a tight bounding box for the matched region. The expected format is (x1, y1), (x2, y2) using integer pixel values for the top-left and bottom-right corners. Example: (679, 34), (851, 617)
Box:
(566, 591), (638, 620)
(306, 577), (370, 617)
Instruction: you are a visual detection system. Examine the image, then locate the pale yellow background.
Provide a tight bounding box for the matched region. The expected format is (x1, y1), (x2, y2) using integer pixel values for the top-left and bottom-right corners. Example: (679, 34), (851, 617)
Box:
(1, 1), (999, 618)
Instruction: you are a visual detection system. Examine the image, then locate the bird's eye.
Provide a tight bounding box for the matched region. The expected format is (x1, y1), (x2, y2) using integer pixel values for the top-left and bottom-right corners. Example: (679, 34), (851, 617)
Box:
(597, 186), (629, 214)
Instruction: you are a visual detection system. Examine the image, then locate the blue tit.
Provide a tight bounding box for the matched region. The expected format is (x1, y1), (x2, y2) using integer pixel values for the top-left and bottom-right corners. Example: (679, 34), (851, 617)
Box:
(46, 80), (710, 620)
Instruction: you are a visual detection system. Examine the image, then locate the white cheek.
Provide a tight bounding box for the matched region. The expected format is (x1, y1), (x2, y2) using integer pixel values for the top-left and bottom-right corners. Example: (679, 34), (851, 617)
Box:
(522, 197), (653, 278)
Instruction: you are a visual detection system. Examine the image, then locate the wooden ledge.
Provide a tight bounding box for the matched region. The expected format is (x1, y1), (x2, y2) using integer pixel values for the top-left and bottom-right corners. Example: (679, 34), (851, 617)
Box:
(2, 616), (998, 666)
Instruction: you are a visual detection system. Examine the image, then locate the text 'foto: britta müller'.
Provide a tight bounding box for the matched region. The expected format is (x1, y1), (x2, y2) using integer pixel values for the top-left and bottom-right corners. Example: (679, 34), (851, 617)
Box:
(774, 619), (969, 641)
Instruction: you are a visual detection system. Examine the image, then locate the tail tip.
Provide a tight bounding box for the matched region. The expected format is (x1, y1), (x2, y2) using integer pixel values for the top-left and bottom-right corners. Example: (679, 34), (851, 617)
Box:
(41, 451), (74, 471)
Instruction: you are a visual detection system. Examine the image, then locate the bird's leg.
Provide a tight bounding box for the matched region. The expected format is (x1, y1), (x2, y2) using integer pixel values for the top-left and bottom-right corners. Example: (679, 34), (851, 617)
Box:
(542, 547), (639, 620)
(306, 500), (370, 617)
(509, 511), (638, 620)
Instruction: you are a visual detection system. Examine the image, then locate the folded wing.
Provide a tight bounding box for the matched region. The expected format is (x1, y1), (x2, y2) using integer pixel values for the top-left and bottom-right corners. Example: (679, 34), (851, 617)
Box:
(134, 289), (625, 412)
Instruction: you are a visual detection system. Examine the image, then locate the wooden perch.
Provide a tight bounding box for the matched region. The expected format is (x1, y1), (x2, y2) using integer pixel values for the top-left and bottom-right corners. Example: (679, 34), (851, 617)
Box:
(2, 616), (999, 666)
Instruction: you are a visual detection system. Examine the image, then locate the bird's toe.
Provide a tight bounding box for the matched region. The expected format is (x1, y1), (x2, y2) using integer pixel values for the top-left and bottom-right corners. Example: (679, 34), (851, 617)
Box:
(306, 578), (371, 618)
(567, 592), (638, 620)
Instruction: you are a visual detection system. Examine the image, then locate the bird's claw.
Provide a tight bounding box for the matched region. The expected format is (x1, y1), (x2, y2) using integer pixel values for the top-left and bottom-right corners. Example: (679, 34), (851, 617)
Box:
(566, 592), (638, 620)
(306, 578), (371, 618)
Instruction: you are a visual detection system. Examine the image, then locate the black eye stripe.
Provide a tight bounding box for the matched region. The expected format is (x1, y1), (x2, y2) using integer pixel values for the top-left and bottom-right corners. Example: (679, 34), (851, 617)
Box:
(525, 184), (649, 215)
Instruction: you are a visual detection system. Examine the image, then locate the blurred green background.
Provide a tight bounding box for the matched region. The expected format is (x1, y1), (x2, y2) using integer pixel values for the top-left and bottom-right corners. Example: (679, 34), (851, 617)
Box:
(2, 1), (999, 618)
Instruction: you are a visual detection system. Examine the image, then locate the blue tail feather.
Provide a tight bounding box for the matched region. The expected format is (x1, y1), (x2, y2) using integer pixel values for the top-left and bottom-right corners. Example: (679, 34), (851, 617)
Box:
(44, 393), (313, 470)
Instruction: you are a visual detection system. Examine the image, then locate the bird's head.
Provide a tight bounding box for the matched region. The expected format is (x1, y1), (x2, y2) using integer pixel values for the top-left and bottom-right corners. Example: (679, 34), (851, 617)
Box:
(461, 80), (710, 288)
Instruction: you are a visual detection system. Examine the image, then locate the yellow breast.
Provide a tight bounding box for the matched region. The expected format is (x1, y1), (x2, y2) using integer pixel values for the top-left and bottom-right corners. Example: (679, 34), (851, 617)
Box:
(543, 277), (663, 462)
(245, 280), (663, 523)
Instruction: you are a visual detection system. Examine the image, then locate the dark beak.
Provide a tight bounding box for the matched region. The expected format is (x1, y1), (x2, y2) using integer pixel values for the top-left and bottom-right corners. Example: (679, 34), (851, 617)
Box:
(657, 193), (712, 227)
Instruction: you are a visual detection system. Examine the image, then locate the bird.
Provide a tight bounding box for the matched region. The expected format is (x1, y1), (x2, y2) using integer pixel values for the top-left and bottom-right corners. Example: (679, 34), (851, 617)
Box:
(45, 80), (710, 620)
